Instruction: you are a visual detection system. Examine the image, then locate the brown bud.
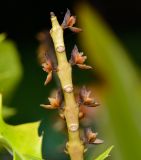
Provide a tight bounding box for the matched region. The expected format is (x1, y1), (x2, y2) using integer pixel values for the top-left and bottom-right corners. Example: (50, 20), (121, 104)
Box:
(85, 128), (103, 144)
(42, 53), (55, 85)
(85, 128), (97, 143)
(40, 89), (63, 109)
(79, 86), (99, 107)
(69, 45), (92, 69)
(42, 53), (53, 73)
(69, 45), (86, 65)
(61, 9), (82, 33)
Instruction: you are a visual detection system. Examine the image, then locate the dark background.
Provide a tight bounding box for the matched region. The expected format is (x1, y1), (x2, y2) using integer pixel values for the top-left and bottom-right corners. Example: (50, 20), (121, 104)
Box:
(0, 0), (141, 66)
(0, 0), (140, 124)
(0, 0), (141, 159)
(0, 0), (141, 41)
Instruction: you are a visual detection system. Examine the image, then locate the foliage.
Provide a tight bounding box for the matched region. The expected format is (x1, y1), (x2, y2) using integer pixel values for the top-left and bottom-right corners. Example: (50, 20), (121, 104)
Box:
(0, 34), (22, 102)
(77, 4), (141, 160)
(95, 146), (114, 160)
(0, 35), (42, 160)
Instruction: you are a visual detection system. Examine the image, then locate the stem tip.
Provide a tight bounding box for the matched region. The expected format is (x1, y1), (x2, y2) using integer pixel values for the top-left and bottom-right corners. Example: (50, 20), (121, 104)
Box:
(50, 12), (55, 17)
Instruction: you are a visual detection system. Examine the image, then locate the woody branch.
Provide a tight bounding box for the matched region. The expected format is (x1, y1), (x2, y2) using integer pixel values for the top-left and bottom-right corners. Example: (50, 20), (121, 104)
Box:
(50, 12), (84, 160)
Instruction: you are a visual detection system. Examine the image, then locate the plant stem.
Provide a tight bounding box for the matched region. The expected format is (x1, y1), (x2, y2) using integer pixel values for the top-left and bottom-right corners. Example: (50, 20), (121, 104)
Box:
(50, 14), (84, 160)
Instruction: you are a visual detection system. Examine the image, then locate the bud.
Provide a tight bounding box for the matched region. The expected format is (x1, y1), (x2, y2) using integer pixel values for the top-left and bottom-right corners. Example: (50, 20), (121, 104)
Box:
(69, 45), (92, 69)
(61, 9), (82, 33)
(42, 53), (54, 85)
(40, 89), (63, 109)
(79, 86), (100, 107)
(85, 128), (103, 144)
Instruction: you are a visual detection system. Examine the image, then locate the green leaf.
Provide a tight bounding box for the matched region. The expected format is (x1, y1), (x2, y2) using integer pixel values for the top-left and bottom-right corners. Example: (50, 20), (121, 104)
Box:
(0, 34), (42, 159)
(0, 33), (7, 43)
(0, 94), (42, 160)
(0, 35), (23, 101)
(2, 106), (16, 119)
(13, 152), (24, 160)
(95, 146), (114, 160)
(77, 4), (141, 160)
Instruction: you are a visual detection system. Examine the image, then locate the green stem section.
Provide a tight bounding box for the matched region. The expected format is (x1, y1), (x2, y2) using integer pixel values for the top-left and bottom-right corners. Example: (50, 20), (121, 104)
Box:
(50, 15), (84, 160)
(0, 94), (2, 121)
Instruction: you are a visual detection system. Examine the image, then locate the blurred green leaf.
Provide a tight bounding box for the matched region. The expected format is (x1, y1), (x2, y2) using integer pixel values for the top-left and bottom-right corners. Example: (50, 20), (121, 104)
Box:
(77, 4), (141, 160)
(0, 94), (42, 160)
(95, 146), (114, 160)
(0, 34), (42, 159)
(0, 33), (7, 43)
(2, 106), (16, 119)
(0, 35), (23, 101)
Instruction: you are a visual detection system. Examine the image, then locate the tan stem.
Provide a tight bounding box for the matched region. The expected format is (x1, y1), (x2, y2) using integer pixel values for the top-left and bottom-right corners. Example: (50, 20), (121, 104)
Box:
(50, 14), (84, 160)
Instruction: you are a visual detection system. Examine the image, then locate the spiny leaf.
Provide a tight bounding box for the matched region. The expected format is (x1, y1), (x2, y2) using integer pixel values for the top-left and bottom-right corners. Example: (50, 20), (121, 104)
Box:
(95, 145), (114, 160)
(78, 4), (141, 159)
(0, 94), (42, 160)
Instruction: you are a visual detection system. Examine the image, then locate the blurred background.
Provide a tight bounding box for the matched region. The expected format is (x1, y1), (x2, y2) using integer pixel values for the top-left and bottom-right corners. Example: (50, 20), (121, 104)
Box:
(0, 0), (141, 160)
